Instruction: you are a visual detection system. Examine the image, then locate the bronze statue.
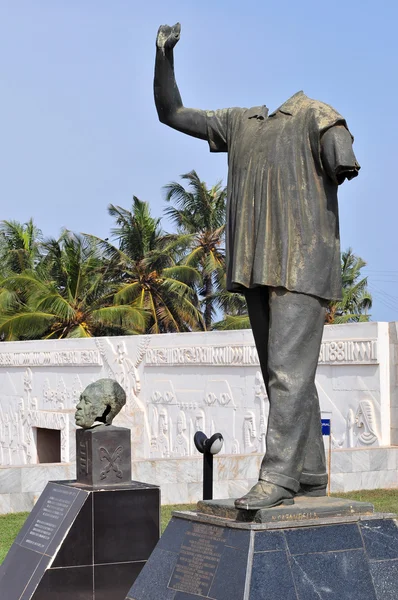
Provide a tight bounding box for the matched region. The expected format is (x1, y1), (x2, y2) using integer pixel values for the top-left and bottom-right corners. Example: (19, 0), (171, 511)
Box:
(75, 379), (126, 429)
(154, 23), (360, 509)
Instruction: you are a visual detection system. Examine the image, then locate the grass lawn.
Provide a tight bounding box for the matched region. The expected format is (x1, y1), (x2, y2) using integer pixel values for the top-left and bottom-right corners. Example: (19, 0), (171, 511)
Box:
(334, 489), (398, 514)
(0, 512), (29, 564)
(1, 490), (397, 564)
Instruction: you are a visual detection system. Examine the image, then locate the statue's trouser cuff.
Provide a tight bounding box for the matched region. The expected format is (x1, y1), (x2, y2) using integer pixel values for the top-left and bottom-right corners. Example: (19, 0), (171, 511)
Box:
(300, 471), (328, 486)
(259, 472), (300, 493)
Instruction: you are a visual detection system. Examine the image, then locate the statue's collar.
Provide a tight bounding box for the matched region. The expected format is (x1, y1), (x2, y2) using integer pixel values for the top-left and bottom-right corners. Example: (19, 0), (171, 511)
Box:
(269, 91), (307, 117)
(246, 91), (307, 121)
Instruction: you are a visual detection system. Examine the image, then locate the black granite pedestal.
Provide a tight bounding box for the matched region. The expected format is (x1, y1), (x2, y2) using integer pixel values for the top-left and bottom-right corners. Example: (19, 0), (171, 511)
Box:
(125, 497), (398, 600)
(0, 425), (160, 600)
(0, 479), (160, 600)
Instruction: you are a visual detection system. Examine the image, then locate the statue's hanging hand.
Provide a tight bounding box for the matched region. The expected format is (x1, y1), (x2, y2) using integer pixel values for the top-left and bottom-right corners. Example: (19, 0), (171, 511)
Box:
(156, 23), (181, 54)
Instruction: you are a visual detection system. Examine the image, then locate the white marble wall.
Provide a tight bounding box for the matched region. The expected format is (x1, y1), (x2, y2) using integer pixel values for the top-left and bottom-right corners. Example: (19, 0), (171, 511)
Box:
(0, 446), (397, 513)
(0, 322), (393, 469)
(0, 323), (397, 513)
(389, 322), (398, 446)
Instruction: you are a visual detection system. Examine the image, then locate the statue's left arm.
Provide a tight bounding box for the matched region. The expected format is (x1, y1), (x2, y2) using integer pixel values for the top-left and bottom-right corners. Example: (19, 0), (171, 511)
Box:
(321, 125), (360, 185)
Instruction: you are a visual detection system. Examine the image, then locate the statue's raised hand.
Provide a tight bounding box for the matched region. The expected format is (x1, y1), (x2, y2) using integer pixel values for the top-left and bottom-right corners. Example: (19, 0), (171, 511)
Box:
(156, 23), (181, 54)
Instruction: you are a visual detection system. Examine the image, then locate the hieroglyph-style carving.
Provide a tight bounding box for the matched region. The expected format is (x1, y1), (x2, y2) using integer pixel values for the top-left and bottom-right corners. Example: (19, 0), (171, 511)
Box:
(95, 338), (149, 410)
(1, 368), (70, 465)
(0, 408), (25, 466)
(0, 350), (102, 368)
(152, 390), (175, 404)
(145, 340), (378, 367)
(145, 345), (258, 366)
(78, 440), (89, 476)
(318, 340), (377, 364)
(204, 392), (232, 406)
(43, 375), (83, 410)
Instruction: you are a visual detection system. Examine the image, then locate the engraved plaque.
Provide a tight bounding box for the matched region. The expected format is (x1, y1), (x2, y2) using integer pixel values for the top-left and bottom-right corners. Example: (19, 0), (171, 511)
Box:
(169, 522), (227, 596)
(20, 485), (81, 554)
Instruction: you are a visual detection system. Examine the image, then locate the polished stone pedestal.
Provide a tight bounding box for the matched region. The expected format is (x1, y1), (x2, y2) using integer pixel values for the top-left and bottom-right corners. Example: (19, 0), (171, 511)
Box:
(125, 497), (398, 600)
(0, 479), (160, 600)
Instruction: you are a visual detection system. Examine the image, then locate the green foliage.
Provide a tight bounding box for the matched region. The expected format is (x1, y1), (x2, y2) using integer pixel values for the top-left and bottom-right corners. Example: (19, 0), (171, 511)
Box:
(0, 512), (29, 563)
(160, 504), (195, 533)
(0, 219), (42, 275)
(0, 180), (372, 339)
(88, 197), (204, 334)
(0, 232), (146, 340)
(332, 489), (398, 514)
(164, 170), (227, 330)
(326, 248), (372, 324)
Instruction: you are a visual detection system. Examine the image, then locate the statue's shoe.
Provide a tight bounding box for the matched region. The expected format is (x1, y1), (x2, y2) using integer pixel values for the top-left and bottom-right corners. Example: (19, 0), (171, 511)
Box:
(234, 481), (294, 510)
(296, 483), (327, 497)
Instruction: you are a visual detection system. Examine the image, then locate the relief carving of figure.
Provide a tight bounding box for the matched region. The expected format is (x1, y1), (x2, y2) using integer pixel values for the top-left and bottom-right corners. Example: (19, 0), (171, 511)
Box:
(157, 408), (170, 458)
(194, 409), (205, 433)
(355, 400), (379, 446)
(244, 412), (257, 451)
(173, 410), (189, 456)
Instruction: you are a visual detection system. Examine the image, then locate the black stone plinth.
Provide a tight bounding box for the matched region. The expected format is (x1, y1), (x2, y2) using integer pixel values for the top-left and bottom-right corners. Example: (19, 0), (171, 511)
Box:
(76, 425), (132, 487)
(125, 506), (398, 600)
(197, 495), (375, 523)
(0, 479), (160, 600)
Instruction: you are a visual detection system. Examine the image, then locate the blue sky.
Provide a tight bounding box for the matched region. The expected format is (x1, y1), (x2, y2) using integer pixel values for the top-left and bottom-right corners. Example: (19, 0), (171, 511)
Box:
(0, 1), (397, 321)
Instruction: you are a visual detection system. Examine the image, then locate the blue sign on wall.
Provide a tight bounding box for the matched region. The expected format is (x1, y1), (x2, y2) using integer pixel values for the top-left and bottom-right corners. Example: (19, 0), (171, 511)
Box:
(321, 419), (331, 436)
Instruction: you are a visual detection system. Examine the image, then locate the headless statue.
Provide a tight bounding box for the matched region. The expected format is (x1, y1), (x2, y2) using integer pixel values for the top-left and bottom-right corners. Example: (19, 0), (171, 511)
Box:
(154, 23), (360, 509)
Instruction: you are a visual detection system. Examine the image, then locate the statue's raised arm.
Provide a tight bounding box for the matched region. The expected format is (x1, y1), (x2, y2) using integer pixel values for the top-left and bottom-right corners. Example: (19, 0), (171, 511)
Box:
(154, 23), (207, 139)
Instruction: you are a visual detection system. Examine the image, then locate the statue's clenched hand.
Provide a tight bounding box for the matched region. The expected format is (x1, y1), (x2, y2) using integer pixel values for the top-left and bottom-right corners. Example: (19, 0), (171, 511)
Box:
(154, 21), (207, 139)
(156, 23), (181, 54)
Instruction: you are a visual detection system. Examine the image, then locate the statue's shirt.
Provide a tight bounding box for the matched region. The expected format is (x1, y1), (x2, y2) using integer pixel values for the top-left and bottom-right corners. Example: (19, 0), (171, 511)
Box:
(206, 91), (360, 300)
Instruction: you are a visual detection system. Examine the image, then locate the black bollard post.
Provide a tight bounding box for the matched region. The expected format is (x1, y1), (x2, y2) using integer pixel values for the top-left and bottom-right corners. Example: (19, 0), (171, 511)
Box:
(194, 431), (224, 501)
(203, 450), (213, 500)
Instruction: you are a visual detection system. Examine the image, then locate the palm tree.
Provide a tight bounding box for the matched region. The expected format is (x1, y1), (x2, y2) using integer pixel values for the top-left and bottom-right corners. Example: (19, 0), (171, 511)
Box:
(87, 197), (203, 334)
(163, 170), (227, 330)
(208, 271), (250, 330)
(326, 248), (372, 324)
(0, 219), (42, 275)
(0, 232), (146, 340)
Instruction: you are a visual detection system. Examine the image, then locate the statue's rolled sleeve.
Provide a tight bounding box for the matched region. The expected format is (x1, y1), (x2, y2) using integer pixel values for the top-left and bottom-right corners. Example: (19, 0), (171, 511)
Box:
(321, 125), (361, 185)
(206, 108), (230, 152)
